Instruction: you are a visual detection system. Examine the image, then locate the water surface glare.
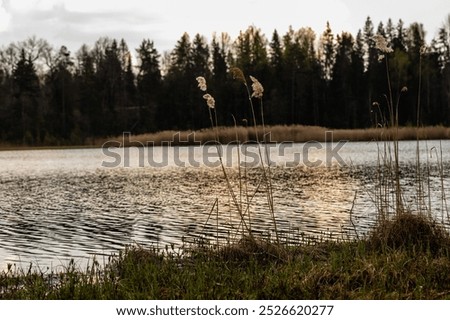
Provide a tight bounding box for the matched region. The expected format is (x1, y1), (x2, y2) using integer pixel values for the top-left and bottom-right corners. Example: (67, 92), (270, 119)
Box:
(0, 141), (449, 270)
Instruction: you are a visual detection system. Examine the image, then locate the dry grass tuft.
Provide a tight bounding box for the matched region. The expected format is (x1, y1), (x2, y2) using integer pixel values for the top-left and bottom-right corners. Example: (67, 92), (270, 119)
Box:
(368, 212), (450, 254)
(214, 236), (287, 264)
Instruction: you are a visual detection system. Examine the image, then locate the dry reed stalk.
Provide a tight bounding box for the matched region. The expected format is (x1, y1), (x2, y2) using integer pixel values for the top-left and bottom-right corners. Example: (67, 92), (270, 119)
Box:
(375, 34), (403, 216)
(196, 76), (252, 239)
(234, 68), (280, 244)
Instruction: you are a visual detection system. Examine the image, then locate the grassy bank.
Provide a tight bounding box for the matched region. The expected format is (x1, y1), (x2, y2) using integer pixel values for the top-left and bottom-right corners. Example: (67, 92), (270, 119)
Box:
(1, 213), (450, 300)
(102, 125), (450, 147)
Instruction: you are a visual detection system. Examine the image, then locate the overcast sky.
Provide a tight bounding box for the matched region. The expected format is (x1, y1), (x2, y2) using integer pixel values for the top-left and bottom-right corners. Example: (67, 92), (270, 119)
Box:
(0, 0), (449, 55)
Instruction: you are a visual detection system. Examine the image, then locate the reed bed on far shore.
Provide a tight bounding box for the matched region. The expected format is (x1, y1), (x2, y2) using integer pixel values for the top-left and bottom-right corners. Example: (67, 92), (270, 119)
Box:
(1, 125), (448, 150)
(100, 125), (450, 147)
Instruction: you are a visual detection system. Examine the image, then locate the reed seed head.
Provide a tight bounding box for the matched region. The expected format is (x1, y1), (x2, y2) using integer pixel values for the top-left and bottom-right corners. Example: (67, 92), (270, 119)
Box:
(373, 34), (393, 54)
(230, 67), (246, 84)
(249, 75), (264, 99)
(203, 94), (215, 109)
(196, 76), (207, 91)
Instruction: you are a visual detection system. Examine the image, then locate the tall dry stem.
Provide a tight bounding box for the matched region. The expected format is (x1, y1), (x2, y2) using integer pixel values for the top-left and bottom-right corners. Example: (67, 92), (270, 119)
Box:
(376, 34), (403, 216)
(231, 68), (280, 244)
(197, 77), (252, 238)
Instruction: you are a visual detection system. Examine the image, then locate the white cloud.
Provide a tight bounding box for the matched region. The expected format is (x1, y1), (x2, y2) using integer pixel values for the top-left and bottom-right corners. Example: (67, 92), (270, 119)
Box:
(0, 1), (11, 32)
(153, 0), (352, 38)
(0, 0), (447, 53)
(8, 0), (61, 11)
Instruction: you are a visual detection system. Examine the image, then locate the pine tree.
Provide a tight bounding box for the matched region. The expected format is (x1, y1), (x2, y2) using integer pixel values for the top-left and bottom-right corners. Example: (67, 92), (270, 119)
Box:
(352, 30), (368, 127)
(319, 21), (335, 81)
(74, 44), (100, 140)
(434, 15), (450, 124)
(192, 34), (210, 77)
(211, 34), (228, 82)
(45, 45), (75, 142)
(169, 33), (193, 76)
(363, 16), (382, 121)
(233, 26), (268, 76)
(330, 32), (356, 127)
(267, 29), (286, 124)
(211, 34), (232, 125)
(96, 39), (122, 134)
(11, 49), (41, 144)
(163, 33), (195, 130)
(136, 39), (161, 132)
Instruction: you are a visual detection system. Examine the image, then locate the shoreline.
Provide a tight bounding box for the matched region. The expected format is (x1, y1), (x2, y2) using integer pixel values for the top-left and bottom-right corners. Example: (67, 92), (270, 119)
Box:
(1, 125), (450, 151)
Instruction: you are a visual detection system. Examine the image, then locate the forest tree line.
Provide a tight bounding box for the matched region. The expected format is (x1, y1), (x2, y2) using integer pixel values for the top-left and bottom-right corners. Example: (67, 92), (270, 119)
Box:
(0, 16), (450, 145)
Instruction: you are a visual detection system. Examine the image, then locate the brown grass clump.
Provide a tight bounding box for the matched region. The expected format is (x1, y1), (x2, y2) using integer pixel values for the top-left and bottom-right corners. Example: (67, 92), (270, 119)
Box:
(213, 236), (287, 264)
(368, 213), (450, 254)
(98, 125), (450, 148)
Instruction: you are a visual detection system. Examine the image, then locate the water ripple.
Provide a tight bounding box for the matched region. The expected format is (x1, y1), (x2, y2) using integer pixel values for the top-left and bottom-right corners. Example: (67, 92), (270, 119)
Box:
(0, 142), (449, 269)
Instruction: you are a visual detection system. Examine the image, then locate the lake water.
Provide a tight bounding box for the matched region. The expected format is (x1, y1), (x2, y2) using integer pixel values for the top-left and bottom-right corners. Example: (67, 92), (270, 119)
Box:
(0, 140), (449, 270)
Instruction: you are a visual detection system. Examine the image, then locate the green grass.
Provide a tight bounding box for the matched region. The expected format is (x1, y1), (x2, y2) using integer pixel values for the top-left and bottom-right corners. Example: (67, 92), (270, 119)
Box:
(2, 213), (450, 300)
